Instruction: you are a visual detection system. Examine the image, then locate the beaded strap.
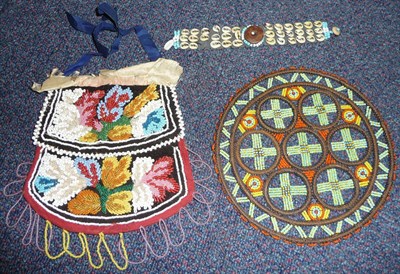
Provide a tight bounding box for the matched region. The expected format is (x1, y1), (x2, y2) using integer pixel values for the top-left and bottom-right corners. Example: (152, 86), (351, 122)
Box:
(164, 21), (340, 50)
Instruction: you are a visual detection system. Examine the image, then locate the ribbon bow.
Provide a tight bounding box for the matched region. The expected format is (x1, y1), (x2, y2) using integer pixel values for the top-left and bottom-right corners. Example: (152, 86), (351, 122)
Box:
(64, 2), (161, 75)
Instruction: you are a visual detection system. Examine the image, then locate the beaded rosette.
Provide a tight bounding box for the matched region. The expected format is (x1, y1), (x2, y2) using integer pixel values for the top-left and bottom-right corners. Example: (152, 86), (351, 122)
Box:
(213, 68), (395, 245)
(24, 59), (195, 235)
(165, 21), (340, 50)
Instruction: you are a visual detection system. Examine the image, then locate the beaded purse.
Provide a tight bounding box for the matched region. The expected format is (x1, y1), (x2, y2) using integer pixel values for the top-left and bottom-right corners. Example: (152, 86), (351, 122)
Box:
(6, 3), (212, 270)
(26, 58), (194, 235)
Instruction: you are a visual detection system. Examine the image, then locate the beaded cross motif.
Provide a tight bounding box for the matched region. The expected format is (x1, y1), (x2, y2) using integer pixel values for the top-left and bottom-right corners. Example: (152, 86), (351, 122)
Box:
(213, 68), (395, 245)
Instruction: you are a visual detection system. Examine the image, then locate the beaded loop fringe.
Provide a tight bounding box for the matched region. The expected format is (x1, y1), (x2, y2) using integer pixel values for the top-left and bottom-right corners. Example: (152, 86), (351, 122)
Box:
(5, 148), (216, 270)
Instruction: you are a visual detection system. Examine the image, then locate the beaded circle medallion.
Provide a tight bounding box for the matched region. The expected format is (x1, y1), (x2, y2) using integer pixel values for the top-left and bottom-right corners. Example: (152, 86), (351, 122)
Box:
(213, 68), (395, 245)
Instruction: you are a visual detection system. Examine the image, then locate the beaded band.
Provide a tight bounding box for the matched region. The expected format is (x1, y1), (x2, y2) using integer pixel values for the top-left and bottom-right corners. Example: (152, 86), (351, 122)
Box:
(164, 21), (340, 50)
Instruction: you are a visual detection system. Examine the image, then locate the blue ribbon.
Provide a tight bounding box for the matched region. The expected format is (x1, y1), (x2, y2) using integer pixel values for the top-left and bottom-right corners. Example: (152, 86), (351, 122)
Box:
(133, 26), (162, 62)
(63, 2), (161, 76)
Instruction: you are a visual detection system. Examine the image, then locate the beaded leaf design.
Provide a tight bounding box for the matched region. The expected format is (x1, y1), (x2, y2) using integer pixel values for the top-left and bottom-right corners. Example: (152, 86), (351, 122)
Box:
(130, 100), (166, 138)
(124, 84), (159, 118)
(97, 85), (133, 123)
(68, 155), (134, 215)
(48, 94), (92, 141)
(74, 158), (101, 187)
(67, 189), (102, 215)
(131, 156), (179, 212)
(34, 154), (87, 207)
(59, 154), (180, 216)
(101, 156), (132, 190)
(49, 84), (167, 143)
(75, 89), (106, 131)
(142, 156), (179, 201)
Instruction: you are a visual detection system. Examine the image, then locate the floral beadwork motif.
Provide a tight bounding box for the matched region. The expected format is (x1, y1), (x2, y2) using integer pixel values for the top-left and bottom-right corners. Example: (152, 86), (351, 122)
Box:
(33, 84), (184, 158)
(34, 154), (87, 207)
(25, 141), (193, 234)
(213, 68), (395, 245)
(131, 156), (179, 212)
(19, 59), (198, 269)
(47, 84), (166, 143)
(32, 152), (180, 217)
(25, 79), (193, 234)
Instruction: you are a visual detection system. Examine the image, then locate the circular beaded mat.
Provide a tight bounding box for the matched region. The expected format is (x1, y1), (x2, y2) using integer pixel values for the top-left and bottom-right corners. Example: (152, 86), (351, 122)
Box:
(213, 68), (396, 245)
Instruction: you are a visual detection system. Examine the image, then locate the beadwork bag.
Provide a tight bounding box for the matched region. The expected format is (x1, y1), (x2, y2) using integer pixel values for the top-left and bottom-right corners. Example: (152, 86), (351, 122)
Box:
(26, 58), (194, 235)
(6, 3), (212, 270)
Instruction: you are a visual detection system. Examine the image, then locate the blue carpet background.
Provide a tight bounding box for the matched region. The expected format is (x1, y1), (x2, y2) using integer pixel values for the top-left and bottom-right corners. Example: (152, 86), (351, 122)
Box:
(1, 0), (399, 272)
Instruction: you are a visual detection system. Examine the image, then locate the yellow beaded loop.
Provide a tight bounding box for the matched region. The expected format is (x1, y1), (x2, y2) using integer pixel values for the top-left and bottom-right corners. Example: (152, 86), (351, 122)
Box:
(44, 221), (128, 271)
